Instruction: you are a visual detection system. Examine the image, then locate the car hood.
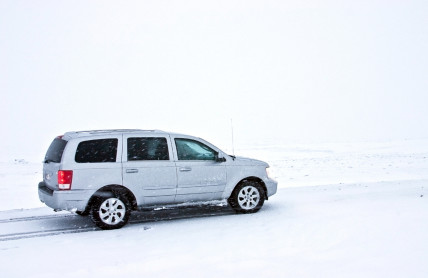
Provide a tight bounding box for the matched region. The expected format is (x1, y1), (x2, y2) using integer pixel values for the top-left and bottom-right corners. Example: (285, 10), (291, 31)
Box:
(230, 156), (269, 167)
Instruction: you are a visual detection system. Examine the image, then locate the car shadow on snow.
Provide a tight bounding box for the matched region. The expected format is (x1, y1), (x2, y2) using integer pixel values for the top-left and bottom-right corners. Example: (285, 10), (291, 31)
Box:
(129, 203), (237, 225)
(50, 202), (274, 232)
(63, 203), (269, 230)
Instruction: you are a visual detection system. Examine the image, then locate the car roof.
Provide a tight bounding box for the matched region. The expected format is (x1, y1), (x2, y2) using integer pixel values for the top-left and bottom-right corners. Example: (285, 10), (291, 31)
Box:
(63, 129), (167, 139)
(59, 129), (221, 151)
(61, 129), (199, 140)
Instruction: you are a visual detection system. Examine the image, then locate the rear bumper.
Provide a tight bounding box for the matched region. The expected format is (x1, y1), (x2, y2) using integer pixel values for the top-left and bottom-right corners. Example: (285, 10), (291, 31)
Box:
(38, 182), (94, 212)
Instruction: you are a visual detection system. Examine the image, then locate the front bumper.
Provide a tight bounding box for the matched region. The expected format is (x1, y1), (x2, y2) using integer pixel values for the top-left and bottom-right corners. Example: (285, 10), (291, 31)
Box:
(38, 182), (94, 212)
(265, 178), (278, 198)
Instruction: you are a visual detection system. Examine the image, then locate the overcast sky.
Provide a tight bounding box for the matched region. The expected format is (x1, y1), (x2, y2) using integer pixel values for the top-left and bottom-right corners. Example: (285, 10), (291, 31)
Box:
(1, 0), (427, 158)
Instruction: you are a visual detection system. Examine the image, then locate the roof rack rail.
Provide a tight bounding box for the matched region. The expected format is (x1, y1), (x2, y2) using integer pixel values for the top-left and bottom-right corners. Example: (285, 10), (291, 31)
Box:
(64, 129), (165, 137)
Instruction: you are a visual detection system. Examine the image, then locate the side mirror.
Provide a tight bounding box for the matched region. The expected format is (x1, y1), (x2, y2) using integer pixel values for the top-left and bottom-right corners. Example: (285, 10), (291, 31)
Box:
(215, 152), (226, 163)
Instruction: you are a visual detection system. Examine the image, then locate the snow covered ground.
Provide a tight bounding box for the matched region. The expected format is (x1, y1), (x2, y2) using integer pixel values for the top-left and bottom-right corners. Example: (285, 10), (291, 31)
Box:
(1, 139), (428, 277)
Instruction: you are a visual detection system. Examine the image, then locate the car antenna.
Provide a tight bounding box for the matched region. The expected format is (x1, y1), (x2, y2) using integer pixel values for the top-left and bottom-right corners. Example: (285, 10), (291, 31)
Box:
(231, 118), (235, 157)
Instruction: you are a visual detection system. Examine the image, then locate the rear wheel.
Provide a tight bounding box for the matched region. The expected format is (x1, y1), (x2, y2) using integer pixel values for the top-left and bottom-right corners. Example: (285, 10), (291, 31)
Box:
(228, 180), (265, 213)
(90, 193), (131, 230)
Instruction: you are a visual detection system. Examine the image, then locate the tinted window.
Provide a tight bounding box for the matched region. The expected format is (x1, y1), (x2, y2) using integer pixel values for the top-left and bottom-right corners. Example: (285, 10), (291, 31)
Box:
(128, 137), (169, 161)
(45, 138), (67, 163)
(75, 139), (118, 163)
(175, 138), (216, 161)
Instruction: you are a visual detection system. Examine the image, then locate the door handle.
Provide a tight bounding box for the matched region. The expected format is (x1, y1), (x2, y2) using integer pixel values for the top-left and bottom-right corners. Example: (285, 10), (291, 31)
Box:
(179, 167), (192, 172)
(126, 169), (139, 173)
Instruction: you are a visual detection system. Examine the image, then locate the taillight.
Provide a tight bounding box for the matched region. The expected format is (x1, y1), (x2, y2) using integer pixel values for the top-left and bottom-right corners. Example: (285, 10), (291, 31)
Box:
(58, 170), (73, 190)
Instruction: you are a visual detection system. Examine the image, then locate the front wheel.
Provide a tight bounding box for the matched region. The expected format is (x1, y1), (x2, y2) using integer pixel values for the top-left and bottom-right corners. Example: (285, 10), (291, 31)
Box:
(90, 193), (131, 230)
(228, 181), (265, 213)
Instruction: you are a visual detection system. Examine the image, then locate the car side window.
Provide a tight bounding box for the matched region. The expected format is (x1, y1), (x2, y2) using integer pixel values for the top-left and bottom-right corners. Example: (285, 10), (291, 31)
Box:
(75, 139), (118, 163)
(175, 138), (216, 161)
(127, 137), (169, 161)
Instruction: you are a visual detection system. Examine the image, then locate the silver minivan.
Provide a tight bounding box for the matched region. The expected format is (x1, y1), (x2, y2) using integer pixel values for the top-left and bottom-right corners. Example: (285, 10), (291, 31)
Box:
(38, 130), (278, 229)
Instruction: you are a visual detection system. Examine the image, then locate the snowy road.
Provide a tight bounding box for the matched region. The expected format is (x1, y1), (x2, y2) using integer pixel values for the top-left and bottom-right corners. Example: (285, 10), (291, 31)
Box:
(0, 203), (235, 241)
(0, 212), (98, 241)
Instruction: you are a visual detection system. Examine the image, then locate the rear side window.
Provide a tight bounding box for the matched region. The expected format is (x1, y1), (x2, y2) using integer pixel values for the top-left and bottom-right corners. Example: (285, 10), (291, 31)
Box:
(45, 138), (67, 163)
(75, 139), (118, 163)
(127, 137), (169, 161)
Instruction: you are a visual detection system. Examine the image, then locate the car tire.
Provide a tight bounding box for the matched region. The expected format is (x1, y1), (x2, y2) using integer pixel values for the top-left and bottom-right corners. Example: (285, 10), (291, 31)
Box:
(90, 192), (131, 230)
(228, 180), (265, 213)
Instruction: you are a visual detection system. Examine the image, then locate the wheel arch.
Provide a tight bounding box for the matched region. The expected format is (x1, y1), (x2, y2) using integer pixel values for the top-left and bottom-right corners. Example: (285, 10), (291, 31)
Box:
(234, 176), (268, 200)
(85, 184), (138, 212)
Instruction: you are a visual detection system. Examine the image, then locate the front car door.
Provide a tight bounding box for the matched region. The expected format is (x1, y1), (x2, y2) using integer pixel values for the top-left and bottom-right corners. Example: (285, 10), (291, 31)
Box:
(172, 136), (227, 202)
(122, 134), (177, 206)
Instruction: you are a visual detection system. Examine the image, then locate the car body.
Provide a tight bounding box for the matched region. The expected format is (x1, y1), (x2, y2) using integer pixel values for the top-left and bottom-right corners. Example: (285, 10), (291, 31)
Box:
(38, 129), (277, 229)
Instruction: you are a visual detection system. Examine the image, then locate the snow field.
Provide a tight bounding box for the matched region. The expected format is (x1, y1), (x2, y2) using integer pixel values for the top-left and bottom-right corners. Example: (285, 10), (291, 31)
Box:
(1, 181), (427, 277)
(1, 139), (428, 277)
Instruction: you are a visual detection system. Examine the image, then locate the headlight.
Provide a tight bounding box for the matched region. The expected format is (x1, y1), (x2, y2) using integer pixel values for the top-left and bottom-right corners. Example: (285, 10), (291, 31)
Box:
(266, 167), (273, 178)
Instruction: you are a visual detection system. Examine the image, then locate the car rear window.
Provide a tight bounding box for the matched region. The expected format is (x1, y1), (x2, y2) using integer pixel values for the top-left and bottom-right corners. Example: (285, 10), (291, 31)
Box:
(45, 138), (68, 163)
(75, 139), (118, 163)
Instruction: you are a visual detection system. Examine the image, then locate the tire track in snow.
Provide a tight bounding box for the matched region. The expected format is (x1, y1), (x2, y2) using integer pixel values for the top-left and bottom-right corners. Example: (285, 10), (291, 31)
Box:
(0, 227), (98, 241)
(0, 205), (235, 241)
(0, 214), (76, 224)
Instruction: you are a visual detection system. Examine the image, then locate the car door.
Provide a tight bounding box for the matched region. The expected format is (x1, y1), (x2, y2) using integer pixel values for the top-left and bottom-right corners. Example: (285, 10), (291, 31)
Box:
(122, 134), (177, 206)
(172, 137), (227, 202)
